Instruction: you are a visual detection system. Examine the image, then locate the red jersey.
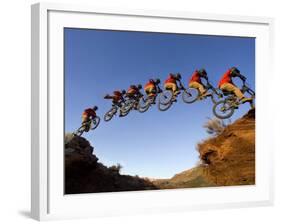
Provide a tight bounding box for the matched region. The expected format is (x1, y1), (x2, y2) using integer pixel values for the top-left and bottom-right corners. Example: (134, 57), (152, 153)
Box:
(144, 81), (155, 89)
(113, 91), (123, 101)
(165, 76), (176, 84)
(189, 70), (202, 84)
(218, 69), (233, 87)
(83, 108), (96, 118)
(127, 87), (138, 95)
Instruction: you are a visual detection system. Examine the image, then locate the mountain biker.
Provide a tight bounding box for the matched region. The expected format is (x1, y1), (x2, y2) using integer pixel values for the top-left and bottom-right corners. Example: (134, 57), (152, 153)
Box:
(189, 68), (211, 97)
(144, 79), (160, 104)
(126, 84), (142, 98)
(104, 90), (125, 105)
(126, 84), (143, 108)
(218, 67), (252, 103)
(164, 73), (181, 97)
(104, 90), (126, 116)
(81, 106), (98, 132)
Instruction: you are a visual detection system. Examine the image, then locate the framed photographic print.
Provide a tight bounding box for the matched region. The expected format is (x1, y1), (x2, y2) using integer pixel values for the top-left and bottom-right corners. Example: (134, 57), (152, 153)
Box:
(31, 2), (274, 221)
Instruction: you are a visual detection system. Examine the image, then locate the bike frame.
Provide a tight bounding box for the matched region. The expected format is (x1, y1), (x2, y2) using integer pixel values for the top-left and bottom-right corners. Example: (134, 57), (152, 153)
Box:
(242, 84), (255, 96)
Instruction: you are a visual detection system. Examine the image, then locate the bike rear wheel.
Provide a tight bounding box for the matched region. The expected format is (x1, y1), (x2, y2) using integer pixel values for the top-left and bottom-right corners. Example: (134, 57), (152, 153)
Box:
(158, 102), (173, 111)
(158, 97), (173, 111)
(75, 125), (85, 137)
(182, 88), (199, 104)
(104, 107), (117, 122)
(213, 100), (235, 119)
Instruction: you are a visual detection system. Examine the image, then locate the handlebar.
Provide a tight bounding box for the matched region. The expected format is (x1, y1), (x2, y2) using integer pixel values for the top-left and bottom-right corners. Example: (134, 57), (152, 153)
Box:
(177, 80), (186, 90)
(241, 83), (255, 96)
(156, 83), (163, 93)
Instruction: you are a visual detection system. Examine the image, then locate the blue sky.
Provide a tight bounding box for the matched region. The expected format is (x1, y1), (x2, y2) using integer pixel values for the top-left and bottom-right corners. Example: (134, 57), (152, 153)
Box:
(64, 28), (255, 178)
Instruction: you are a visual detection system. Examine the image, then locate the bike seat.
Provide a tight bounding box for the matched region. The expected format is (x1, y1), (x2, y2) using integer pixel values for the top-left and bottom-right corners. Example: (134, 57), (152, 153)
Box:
(222, 90), (233, 96)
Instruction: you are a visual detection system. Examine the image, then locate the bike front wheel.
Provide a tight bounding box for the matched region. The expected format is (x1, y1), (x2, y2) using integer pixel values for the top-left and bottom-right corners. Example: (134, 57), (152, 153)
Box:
(104, 107), (117, 122)
(182, 88), (199, 104)
(213, 100), (235, 119)
(90, 116), (101, 130)
(159, 90), (173, 105)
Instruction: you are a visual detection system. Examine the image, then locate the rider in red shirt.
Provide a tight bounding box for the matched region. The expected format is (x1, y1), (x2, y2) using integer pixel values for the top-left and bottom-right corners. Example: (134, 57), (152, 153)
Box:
(218, 67), (251, 103)
(104, 90), (125, 106)
(125, 84), (143, 109)
(188, 68), (210, 97)
(144, 79), (159, 97)
(144, 79), (160, 104)
(126, 84), (142, 98)
(104, 90), (127, 116)
(82, 106), (98, 131)
(164, 73), (181, 96)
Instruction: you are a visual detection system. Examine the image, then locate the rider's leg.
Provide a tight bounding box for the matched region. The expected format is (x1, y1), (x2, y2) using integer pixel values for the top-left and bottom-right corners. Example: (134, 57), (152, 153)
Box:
(146, 87), (156, 103)
(113, 101), (124, 117)
(169, 83), (178, 95)
(82, 117), (90, 132)
(221, 83), (251, 103)
(119, 105), (125, 117)
(164, 83), (176, 102)
(173, 83), (180, 95)
(145, 88), (151, 96)
(150, 90), (157, 103)
(189, 81), (207, 97)
(165, 83), (173, 93)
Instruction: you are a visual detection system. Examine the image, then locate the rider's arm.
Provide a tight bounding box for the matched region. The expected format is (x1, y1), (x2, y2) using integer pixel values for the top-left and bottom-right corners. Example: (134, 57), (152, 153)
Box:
(89, 111), (95, 119)
(231, 69), (246, 82)
(202, 75), (209, 82)
(238, 74), (247, 82)
(234, 73), (247, 84)
(201, 75), (209, 87)
(104, 95), (113, 99)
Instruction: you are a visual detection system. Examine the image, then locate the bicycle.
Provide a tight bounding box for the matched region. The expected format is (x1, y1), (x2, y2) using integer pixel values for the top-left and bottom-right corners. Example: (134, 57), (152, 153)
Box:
(158, 77), (190, 111)
(182, 82), (223, 104)
(121, 92), (144, 116)
(104, 90), (128, 122)
(117, 85), (144, 116)
(104, 104), (121, 122)
(74, 116), (101, 136)
(212, 81), (255, 119)
(137, 79), (163, 113)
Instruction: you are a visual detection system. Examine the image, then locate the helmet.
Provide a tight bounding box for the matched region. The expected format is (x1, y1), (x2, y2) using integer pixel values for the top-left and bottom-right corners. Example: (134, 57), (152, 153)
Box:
(198, 68), (207, 76)
(121, 89), (126, 94)
(137, 84), (142, 89)
(155, 78), (160, 84)
(130, 85), (137, 89)
(149, 79), (154, 83)
(176, 73), (182, 79)
(169, 73), (175, 79)
(93, 106), (98, 111)
(230, 66), (240, 74)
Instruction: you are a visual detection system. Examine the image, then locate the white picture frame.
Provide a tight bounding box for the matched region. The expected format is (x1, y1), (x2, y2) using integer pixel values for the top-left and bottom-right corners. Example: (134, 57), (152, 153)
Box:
(31, 2), (274, 221)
